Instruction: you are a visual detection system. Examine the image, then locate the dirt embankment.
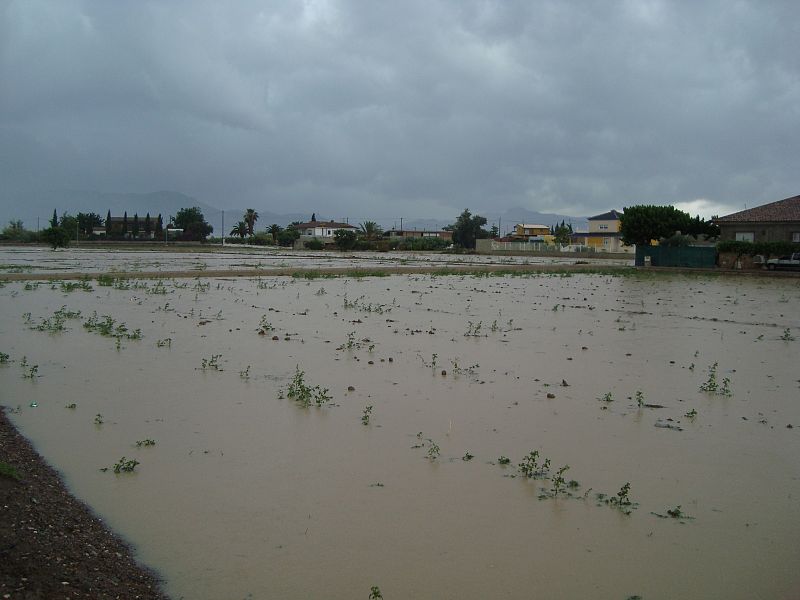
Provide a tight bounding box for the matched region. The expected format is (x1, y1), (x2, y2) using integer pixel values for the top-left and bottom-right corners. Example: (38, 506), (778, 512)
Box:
(0, 408), (171, 600)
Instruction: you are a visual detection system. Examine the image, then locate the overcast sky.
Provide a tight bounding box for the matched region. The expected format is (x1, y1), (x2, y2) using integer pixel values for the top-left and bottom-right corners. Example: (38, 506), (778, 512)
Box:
(1, 0), (798, 221)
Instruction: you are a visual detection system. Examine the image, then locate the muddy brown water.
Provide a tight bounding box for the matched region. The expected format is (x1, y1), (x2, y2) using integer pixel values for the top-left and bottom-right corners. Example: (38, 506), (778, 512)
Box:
(1, 269), (799, 599)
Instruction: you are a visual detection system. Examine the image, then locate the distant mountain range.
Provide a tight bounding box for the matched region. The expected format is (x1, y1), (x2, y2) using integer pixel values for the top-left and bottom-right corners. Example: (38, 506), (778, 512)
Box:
(1, 189), (588, 235)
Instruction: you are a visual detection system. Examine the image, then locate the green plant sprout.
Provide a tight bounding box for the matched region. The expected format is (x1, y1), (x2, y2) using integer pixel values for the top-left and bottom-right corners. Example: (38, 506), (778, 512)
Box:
(200, 355), (223, 371)
(258, 315), (275, 334)
(369, 586), (383, 600)
(135, 439), (156, 447)
(596, 482), (638, 515)
(362, 405), (373, 425)
(652, 505), (695, 521)
(551, 465), (570, 496)
(464, 321), (483, 336)
(519, 451), (551, 479)
(426, 439), (440, 460)
(285, 366), (332, 407)
(112, 457), (139, 473)
(699, 362), (718, 393)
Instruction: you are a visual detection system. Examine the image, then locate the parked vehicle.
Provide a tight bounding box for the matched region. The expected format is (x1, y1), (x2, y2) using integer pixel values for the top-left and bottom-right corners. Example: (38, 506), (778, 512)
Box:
(766, 252), (800, 270)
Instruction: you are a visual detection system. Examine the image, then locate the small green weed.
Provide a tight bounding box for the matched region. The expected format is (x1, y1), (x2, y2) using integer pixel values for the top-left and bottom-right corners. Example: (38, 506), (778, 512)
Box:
(426, 439), (440, 460)
(284, 366), (332, 407)
(112, 457), (139, 473)
(200, 355), (223, 371)
(0, 461), (21, 481)
(361, 405), (373, 425)
(369, 586), (383, 600)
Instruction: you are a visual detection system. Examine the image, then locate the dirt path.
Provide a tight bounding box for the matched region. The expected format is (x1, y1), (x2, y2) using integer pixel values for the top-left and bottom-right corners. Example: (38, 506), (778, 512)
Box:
(0, 408), (171, 600)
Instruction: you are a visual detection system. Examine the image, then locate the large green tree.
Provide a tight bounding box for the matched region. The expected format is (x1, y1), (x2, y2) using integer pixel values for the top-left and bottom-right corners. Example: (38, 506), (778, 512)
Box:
(1, 220), (31, 241)
(334, 228), (358, 250)
(59, 213), (78, 240)
(621, 206), (684, 246)
(230, 221), (248, 239)
(358, 221), (383, 240)
(276, 226), (299, 247)
(76, 212), (103, 236)
(174, 207), (213, 241)
(244, 209), (259, 236)
(553, 220), (572, 245)
(41, 226), (70, 249)
(448, 209), (489, 249)
(267, 223), (282, 244)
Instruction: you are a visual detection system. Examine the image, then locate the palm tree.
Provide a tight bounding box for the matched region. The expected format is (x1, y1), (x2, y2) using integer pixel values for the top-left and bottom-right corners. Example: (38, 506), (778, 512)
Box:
(359, 221), (383, 241)
(268, 223), (282, 244)
(244, 209), (259, 236)
(230, 221), (248, 239)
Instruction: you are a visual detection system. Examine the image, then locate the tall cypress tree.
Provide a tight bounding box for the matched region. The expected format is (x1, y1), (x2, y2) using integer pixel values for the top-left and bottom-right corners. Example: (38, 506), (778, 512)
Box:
(156, 214), (163, 235)
(50, 209), (58, 228)
(132, 213), (140, 238)
(144, 213), (152, 237)
(122, 212), (128, 236)
(106, 210), (112, 234)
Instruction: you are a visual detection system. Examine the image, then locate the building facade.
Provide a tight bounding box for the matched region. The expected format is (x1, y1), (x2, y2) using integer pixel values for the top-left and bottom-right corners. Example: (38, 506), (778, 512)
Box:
(714, 195), (800, 243)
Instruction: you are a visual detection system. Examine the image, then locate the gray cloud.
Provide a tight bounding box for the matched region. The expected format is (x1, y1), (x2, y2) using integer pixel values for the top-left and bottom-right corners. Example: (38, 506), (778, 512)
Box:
(2, 0), (798, 222)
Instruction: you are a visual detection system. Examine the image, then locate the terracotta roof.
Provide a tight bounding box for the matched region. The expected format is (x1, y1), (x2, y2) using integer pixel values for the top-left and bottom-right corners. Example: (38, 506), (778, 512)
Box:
(588, 210), (622, 221)
(294, 221), (356, 229)
(715, 195), (800, 223)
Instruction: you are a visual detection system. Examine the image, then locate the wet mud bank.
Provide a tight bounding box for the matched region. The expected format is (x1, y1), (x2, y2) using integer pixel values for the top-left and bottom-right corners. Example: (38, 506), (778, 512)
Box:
(0, 407), (170, 600)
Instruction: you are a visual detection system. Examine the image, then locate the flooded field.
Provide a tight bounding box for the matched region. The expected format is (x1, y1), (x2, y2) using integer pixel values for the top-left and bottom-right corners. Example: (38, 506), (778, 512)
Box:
(1, 266), (799, 599)
(0, 245), (632, 275)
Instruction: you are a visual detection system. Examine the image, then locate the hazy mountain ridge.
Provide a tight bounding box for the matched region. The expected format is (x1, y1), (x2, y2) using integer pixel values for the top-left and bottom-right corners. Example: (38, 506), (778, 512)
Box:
(2, 189), (588, 235)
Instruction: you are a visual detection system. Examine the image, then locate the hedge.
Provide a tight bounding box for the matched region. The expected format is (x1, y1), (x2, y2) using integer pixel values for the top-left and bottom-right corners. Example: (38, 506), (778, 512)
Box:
(716, 240), (800, 257)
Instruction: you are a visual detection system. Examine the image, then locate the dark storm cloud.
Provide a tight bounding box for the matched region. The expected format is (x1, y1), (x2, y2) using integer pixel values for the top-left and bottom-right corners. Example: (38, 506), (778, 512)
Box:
(1, 0), (798, 221)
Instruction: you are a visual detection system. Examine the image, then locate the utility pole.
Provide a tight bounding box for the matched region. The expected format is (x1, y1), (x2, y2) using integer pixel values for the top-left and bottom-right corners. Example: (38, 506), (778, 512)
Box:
(400, 217), (403, 231)
(221, 210), (225, 247)
(498, 216), (501, 238)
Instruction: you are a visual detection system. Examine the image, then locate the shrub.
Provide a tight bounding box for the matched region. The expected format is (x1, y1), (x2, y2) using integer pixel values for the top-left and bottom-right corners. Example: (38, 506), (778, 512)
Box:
(304, 238), (325, 250)
(717, 240), (800, 258)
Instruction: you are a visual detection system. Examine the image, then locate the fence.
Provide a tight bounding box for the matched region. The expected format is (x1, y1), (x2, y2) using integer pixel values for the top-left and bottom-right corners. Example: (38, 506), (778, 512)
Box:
(635, 246), (716, 268)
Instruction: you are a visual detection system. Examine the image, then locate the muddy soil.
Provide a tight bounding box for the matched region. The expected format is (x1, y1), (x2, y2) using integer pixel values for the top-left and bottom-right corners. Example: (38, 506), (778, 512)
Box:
(0, 245), (633, 276)
(1, 268), (799, 599)
(0, 408), (170, 599)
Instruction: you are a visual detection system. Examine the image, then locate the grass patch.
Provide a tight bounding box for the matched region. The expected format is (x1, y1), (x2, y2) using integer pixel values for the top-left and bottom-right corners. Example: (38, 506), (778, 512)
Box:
(0, 460), (21, 480)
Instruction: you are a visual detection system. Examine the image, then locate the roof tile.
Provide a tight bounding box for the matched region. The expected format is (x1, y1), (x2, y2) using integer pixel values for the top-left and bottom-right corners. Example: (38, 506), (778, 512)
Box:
(716, 195), (800, 222)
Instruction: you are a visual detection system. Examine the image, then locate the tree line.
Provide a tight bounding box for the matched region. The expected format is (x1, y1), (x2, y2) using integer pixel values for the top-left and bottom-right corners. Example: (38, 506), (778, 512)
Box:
(2, 203), (721, 251)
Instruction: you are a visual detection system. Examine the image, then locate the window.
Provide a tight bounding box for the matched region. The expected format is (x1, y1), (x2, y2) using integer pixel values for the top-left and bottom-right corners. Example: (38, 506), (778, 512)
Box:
(792, 232), (800, 242)
(603, 238), (610, 246)
(735, 232), (754, 242)
(599, 224), (609, 230)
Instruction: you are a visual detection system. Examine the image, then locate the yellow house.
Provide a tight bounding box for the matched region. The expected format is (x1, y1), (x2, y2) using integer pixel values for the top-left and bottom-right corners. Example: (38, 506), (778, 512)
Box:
(513, 223), (550, 240)
(586, 210), (633, 253)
